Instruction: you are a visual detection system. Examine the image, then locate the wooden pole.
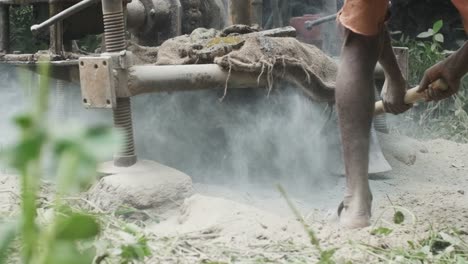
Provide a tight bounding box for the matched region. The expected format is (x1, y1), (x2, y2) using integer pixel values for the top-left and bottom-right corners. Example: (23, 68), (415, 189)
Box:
(374, 79), (449, 115)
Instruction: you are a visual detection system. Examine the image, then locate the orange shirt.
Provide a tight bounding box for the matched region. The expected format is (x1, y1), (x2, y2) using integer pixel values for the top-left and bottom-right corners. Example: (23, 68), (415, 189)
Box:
(339, 0), (468, 36)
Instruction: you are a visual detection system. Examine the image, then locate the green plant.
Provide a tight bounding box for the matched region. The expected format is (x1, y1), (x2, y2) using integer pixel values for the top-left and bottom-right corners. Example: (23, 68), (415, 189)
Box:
(9, 6), (48, 53)
(77, 35), (102, 53)
(0, 64), (121, 264)
(416, 20), (445, 49)
(360, 228), (468, 263)
(115, 223), (152, 263)
(393, 20), (446, 86)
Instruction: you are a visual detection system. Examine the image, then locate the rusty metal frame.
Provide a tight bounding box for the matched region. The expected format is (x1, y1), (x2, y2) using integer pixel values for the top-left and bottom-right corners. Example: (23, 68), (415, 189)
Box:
(78, 56), (116, 109)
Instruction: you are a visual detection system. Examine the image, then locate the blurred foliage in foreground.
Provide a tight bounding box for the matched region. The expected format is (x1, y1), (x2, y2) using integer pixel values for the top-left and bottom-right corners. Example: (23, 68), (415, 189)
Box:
(0, 64), (123, 263)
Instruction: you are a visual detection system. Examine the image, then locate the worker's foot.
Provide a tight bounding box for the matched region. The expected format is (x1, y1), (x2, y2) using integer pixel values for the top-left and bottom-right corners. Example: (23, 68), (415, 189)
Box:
(339, 207), (371, 229)
(338, 195), (372, 229)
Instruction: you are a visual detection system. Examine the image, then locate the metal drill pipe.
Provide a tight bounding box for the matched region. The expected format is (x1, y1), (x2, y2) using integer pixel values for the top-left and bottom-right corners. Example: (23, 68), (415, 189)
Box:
(127, 64), (267, 96)
(31, 0), (99, 33)
(102, 0), (137, 167)
(305, 14), (337, 30)
(124, 64), (388, 97)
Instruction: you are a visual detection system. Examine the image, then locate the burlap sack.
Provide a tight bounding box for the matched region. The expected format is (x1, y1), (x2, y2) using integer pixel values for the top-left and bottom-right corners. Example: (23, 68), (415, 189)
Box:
(214, 36), (336, 102)
(135, 26), (337, 102)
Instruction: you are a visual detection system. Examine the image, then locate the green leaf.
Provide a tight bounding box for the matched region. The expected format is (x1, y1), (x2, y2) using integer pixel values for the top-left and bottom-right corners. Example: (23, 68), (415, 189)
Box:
(55, 149), (97, 193)
(319, 248), (336, 262)
(53, 140), (79, 157)
(0, 221), (18, 264)
(56, 213), (100, 240)
(434, 33), (444, 43)
(56, 204), (74, 215)
(417, 30), (434, 39)
(52, 125), (120, 162)
(393, 211), (405, 224)
(120, 236), (152, 262)
(120, 244), (150, 261)
(7, 134), (46, 170)
(417, 42), (427, 48)
(370, 227), (393, 236)
(432, 20), (443, 33)
(13, 115), (34, 130)
(49, 241), (94, 264)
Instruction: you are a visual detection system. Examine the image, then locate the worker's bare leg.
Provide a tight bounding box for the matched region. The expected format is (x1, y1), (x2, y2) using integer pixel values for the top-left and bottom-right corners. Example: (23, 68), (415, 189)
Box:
(336, 30), (380, 228)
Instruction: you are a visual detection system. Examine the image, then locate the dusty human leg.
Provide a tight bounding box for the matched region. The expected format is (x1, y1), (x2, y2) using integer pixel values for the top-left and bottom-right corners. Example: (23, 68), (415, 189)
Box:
(336, 31), (380, 228)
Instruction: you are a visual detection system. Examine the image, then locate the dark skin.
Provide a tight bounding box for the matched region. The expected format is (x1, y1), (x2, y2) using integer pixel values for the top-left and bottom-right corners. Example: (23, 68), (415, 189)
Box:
(336, 26), (411, 228)
(338, 29), (467, 228)
(418, 41), (468, 100)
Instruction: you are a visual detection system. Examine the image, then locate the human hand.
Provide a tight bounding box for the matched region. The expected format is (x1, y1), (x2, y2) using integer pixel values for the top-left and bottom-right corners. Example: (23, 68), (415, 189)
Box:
(381, 76), (412, 114)
(417, 59), (461, 101)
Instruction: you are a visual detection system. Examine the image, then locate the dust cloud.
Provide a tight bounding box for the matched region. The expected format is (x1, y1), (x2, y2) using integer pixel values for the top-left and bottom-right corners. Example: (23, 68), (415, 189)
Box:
(0, 65), (339, 194)
(132, 87), (336, 192)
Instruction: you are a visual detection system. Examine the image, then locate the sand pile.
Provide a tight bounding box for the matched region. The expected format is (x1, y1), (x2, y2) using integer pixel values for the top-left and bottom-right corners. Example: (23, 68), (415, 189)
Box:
(149, 194), (308, 245)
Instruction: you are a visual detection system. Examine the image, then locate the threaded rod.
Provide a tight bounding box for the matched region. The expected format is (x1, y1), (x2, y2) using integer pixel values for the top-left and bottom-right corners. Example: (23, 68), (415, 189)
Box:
(103, 11), (126, 52)
(113, 97), (137, 166)
(102, 0), (137, 166)
(55, 79), (66, 121)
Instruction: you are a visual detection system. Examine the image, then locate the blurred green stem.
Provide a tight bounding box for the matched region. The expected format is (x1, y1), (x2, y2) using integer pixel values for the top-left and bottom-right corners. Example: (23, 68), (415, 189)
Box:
(20, 64), (50, 263)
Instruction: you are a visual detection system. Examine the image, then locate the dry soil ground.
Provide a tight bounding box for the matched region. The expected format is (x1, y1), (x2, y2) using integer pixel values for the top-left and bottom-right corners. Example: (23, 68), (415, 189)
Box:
(1, 132), (468, 263)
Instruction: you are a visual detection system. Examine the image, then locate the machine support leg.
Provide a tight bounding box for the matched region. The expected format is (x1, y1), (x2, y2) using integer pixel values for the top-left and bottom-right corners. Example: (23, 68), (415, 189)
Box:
(102, 0), (137, 167)
(49, 3), (64, 55)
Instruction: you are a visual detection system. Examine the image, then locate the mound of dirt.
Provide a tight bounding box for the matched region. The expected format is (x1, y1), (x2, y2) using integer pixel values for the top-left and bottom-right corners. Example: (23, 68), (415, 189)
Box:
(86, 160), (193, 211)
(149, 193), (308, 245)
